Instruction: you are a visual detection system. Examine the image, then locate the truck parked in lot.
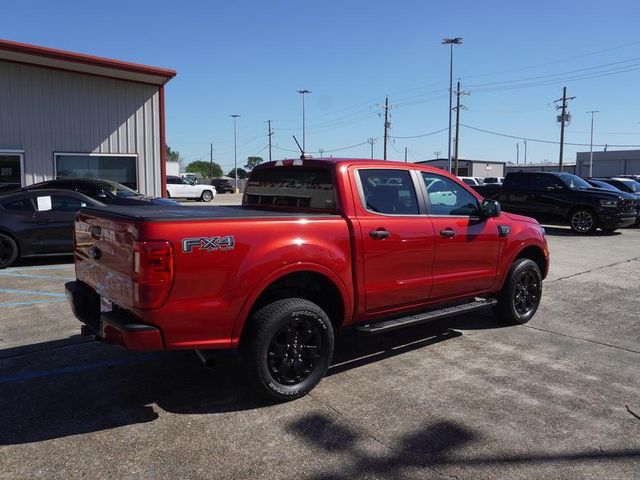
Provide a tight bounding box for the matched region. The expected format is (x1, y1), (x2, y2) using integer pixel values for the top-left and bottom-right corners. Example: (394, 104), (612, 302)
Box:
(66, 159), (549, 400)
(473, 171), (637, 234)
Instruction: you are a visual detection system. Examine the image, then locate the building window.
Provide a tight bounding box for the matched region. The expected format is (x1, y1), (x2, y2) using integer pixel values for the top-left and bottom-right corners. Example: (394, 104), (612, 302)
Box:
(0, 152), (24, 193)
(55, 153), (138, 190)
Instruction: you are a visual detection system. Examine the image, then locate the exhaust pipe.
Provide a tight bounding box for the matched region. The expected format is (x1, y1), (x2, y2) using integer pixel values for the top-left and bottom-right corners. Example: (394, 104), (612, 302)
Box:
(195, 350), (216, 368)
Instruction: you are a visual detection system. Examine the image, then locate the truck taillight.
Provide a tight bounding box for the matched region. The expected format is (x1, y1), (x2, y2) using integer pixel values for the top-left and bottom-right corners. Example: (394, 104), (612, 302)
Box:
(132, 241), (174, 309)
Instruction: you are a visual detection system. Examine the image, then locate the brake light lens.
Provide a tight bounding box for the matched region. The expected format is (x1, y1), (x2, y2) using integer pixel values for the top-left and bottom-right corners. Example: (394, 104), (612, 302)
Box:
(132, 241), (174, 309)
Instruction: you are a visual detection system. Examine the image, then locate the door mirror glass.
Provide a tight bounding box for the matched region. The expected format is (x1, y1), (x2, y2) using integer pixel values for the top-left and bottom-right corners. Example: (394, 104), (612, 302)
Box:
(482, 199), (501, 218)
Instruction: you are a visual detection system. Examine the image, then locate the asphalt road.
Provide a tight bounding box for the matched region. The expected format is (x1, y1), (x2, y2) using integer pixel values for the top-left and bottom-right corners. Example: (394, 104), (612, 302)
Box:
(1, 226), (639, 479)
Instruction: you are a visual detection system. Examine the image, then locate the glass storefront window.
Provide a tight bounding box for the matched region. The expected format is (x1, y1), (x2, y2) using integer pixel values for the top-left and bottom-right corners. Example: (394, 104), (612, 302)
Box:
(55, 154), (138, 189)
(0, 154), (23, 193)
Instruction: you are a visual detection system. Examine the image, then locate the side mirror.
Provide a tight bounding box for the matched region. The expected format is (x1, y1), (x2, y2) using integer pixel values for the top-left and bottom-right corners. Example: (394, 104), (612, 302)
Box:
(482, 199), (501, 218)
(96, 191), (108, 199)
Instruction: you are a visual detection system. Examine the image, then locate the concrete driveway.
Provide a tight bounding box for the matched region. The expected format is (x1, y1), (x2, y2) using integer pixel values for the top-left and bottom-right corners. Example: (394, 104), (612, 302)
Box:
(1, 227), (638, 479)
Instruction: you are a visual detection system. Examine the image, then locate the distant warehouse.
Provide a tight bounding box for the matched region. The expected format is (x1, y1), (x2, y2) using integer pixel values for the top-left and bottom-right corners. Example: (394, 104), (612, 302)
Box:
(0, 39), (175, 195)
(413, 158), (506, 178)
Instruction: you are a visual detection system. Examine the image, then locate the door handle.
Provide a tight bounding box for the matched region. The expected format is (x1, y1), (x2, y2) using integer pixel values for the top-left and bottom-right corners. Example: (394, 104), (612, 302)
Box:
(369, 229), (390, 240)
(440, 228), (456, 238)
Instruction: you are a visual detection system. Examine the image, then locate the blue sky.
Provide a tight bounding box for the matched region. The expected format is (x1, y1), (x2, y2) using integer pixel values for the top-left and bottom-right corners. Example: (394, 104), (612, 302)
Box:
(5, 0), (640, 172)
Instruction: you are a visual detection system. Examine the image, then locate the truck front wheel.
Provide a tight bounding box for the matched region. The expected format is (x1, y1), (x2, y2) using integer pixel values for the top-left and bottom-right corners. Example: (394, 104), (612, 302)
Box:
(243, 298), (334, 401)
(494, 258), (543, 325)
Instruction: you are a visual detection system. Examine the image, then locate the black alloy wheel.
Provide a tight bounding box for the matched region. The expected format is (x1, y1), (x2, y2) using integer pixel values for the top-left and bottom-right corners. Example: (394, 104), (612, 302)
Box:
(570, 209), (596, 234)
(267, 317), (323, 385)
(494, 258), (543, 325)
(0, 233), (19, 269)
(244, 298), (334, 401)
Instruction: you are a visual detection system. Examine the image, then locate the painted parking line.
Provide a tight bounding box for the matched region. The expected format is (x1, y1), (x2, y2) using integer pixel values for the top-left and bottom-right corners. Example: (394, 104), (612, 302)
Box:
(0, 288), (66, 297)
(5, 264), (73, 272)
(0, 272), (74, 280)
(0, 354), (160, 384)
(0, 298), (67, 308)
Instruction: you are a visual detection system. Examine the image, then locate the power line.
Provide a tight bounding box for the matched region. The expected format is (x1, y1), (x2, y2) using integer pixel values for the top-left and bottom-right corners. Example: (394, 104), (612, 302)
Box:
(460, 124), (640, 147)
(389, 127), (448, 139)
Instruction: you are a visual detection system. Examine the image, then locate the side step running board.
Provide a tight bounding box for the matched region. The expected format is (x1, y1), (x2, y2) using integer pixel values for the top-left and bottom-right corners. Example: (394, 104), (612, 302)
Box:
(356, 298), (497, 334)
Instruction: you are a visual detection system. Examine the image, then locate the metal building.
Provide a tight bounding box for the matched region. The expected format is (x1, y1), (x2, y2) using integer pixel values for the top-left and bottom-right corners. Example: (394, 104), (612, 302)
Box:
(575, 150), (640, 177)
(0, 39), (175, 195)
(413, 158), (505, 178)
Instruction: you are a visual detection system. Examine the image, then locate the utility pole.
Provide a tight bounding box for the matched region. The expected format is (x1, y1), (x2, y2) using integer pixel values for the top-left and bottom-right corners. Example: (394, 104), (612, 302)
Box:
(442, 37), (463, 172)
(516, 142), (520, 164)
(230, 114), (240, 193)
(209, 142), (214, 181)
(382, 96), (391, 160)
(587, 110), (599, 177)
(297, 89), (311, 153)
(434, 151), (441, 159)
(523, 139), (527, 164)
(267, 120), (273, 162)
(453, 79), (469, 176)
(367, 137), (377, 159)
(404, 146), (408, 163)
(554, 86), (575, 172)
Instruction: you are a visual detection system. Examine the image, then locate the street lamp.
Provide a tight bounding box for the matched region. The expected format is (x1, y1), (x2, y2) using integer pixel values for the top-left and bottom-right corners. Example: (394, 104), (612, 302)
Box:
(297, 89), (311, 153)
(442, 37), (463, 173)
(230, 114), (241, 193)
(587, 110), (599, 177)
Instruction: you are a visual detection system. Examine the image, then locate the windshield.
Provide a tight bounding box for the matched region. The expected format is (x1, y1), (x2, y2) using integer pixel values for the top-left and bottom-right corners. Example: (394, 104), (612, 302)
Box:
(590, 180), (618, 191)
(618, 179), (640, 193)
(102, 180), (141, 197)
(558, 173), (591, 190)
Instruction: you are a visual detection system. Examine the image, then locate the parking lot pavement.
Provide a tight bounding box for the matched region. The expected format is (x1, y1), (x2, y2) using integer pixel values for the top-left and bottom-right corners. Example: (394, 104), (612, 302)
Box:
(1, 228), (639, 479)
(179, 193), (243, 206)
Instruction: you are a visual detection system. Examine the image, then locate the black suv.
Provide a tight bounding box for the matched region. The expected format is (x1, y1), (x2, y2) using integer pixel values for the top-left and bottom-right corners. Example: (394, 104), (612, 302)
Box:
(499, 172), (636, 233)
(210, 178), (235, 194)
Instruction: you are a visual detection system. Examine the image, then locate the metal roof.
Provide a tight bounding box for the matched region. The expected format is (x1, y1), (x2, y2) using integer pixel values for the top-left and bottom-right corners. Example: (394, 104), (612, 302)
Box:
(0, 38), (176, 86)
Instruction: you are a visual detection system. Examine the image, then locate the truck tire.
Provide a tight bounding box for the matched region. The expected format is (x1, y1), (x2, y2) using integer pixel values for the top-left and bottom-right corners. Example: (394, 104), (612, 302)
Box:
(494, 258), (542, 325)
(0, 232), (19, 269)
(201, 190), (214, 202)
(569, 208), (597, 234)
(243, 298), (334, 401)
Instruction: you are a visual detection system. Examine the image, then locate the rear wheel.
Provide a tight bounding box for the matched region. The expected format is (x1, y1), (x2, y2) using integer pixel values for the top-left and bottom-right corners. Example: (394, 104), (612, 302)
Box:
(201, 190), (213, 202)
(569, 208), (597, 234)
(243, 298), (334, 401)
(0, 233), (19, 269)
(494, 258), (542, 325)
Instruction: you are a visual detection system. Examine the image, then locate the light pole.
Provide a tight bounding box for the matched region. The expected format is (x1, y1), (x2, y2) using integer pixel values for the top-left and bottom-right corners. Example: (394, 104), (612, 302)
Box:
(230, 114), (240, 193)
(516, 142), (520, 164)
(297, 89), (311, 153)
(442, 37), (463, 173)
(587, 110), (599, 177)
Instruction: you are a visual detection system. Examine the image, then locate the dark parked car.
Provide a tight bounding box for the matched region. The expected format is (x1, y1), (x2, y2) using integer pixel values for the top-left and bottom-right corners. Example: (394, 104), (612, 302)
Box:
(23, 179), (180, 206)
(586, 179), (640, 225)
(497, 172), (636, 233)
(0, 189), (103, 268)
(210, 178), (235, 194)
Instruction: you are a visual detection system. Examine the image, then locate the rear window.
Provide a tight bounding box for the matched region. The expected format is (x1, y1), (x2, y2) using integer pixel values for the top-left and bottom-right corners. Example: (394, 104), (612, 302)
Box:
(244, 168), (336, 211)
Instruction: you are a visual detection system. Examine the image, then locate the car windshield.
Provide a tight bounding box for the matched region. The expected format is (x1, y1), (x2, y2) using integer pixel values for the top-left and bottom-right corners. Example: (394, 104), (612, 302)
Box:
(101, 180), (141, 197)
(617, 179), (640, 193)
(558, 173), (591, 189)
(591, 180), (618, 191)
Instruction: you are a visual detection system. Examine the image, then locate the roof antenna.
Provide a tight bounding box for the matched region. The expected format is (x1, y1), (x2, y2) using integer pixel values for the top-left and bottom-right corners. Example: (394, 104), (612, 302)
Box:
(293, 135), (312, 160)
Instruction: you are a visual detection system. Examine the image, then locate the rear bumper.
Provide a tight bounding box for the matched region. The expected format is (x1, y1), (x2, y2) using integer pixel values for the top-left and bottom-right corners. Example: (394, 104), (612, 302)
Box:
(65, 281), (164, 351)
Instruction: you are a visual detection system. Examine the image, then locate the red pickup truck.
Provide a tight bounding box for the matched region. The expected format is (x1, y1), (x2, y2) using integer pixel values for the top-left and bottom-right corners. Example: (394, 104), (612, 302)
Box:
(66, 159), (549, 400)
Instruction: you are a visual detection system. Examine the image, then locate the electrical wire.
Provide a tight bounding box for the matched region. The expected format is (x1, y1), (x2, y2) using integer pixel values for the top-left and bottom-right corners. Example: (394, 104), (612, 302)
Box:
(389, 127), (449, 139)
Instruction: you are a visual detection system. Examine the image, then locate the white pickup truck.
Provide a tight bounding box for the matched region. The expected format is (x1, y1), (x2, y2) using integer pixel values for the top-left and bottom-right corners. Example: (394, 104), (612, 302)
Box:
(166, 175), (217, 202)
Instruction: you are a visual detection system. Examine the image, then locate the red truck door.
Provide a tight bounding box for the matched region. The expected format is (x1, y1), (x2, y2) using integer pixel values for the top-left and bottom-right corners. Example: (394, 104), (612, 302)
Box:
(352, 168), (435, 313)
(419, 172), (500, 299)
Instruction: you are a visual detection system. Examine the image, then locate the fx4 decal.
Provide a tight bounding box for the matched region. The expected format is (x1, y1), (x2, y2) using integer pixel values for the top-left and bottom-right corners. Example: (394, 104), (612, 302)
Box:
(182, 236), (235, 253)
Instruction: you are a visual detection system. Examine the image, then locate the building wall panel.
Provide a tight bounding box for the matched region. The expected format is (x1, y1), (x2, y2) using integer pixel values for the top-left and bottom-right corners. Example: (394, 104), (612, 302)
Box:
(0, 60), (162, 195)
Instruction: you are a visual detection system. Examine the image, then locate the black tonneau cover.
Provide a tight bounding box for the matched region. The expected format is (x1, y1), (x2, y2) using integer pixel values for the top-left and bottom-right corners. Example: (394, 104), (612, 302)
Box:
(79, 205), (340, 222)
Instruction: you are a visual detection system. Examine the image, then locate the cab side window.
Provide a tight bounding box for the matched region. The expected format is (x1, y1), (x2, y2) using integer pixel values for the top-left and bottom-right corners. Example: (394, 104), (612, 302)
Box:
(3, 198), (35, 212)
(422, 173), (479, 216)
(358, 169), (419, 215)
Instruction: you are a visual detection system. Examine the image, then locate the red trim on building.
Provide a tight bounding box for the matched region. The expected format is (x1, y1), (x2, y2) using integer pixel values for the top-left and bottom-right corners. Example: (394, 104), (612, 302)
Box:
(0, 38), (176, 81)
(159, 86), (167, 198)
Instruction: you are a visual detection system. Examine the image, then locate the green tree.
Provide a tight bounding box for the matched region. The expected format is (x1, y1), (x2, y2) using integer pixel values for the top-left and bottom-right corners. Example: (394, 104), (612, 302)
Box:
(245, 156), (264, 171)
(227, 168), (248, 179)
(166, 145), (180, 162)
(186, 160), (222, 179)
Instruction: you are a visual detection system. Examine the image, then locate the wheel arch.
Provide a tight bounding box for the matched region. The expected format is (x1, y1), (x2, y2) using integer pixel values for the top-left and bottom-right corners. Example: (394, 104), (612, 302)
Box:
(232, 264), (352, 347)
(0, 227), (22, 264)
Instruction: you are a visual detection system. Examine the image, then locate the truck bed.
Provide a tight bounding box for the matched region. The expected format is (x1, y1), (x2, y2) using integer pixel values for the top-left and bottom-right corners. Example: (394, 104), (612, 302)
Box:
(79, 205), (341, 222)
